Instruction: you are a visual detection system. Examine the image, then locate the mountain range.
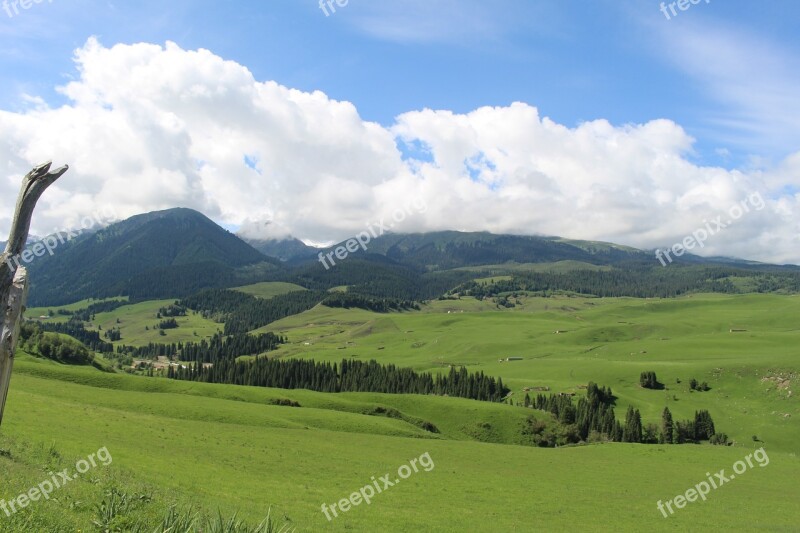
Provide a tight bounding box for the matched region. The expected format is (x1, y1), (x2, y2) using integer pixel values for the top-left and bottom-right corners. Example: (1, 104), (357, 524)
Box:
(9, 207), (799, 306)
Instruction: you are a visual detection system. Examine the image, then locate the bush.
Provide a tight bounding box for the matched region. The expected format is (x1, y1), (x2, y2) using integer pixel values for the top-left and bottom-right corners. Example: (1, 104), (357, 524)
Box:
(710, 433), (730, 445)
(27, 331), (94, 365)
(269, 398), (301, 408)
(639, 371), (661, 389)
(158, 318), (179, 330)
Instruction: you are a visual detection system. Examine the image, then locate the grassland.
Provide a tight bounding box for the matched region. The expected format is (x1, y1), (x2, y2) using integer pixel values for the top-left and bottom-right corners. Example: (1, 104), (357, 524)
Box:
(25, 297), (223, 347)
(2, 293), (799, 531)
(264, 294), (800, 454)
(233, 282), (308, 299)
(90, 299), (224, 347)
(454, 259), (613, 276)
(25, 297), (128, 324)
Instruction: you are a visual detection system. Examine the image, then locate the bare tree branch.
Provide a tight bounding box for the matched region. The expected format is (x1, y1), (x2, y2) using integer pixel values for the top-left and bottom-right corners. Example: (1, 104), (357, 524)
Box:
(4, 161), (69, 256)
(0, 267), (28, 425)
(0, 161), (67, 426)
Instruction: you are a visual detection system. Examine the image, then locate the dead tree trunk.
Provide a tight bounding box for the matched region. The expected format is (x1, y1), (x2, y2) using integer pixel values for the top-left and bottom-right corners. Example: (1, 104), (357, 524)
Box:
(0, 161), (68, 426)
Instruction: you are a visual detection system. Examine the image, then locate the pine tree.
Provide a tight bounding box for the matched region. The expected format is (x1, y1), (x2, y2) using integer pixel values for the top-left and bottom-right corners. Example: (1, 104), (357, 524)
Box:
(632, 409), (642, 443)
(623, 406), (643, 443)
(661, 406), (674, 444)
(694, 410), (716, 440)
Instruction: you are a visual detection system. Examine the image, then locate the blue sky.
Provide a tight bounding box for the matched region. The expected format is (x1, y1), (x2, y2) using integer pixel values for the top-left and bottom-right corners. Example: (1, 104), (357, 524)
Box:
(1, 0), (800, 262)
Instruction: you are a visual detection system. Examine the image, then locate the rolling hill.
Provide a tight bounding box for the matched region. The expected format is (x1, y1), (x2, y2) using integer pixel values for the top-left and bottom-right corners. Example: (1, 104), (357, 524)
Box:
(4, 292), (799, 531)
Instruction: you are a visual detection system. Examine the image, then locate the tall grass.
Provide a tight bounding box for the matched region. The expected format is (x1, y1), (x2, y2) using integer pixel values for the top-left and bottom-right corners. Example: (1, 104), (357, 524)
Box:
(131, 504), (294, 532)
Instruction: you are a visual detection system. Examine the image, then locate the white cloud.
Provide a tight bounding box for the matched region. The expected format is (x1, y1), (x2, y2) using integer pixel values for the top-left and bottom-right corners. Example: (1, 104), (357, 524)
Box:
(1, 38), (798, 263)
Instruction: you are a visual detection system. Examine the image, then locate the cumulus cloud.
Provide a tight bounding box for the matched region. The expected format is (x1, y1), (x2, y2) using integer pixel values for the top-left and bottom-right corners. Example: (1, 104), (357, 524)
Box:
(1, 38), (798, 263)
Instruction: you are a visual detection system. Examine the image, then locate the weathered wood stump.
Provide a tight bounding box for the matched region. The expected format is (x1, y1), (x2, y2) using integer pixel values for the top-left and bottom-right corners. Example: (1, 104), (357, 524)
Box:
(0, 161), (68, 426)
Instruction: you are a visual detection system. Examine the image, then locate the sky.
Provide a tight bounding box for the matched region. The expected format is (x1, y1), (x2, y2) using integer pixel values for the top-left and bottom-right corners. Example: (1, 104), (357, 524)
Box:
(1, 0), (799, 263)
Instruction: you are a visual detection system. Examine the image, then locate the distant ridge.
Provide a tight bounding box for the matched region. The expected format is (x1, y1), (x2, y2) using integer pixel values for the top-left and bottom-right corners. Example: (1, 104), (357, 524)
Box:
(243, 236), (317, 262)
(20, 207), (800, 306)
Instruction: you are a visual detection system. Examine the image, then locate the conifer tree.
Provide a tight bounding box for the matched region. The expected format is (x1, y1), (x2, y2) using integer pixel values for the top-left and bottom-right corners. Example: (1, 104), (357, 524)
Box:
(661, 406), (674, 444)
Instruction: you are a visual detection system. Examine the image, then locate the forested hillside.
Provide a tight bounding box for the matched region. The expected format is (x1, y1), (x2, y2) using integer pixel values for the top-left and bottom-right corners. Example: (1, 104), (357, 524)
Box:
(21, 208), (800, 307)
(451, 265), (800, 298)
(25, 208), (280, 305)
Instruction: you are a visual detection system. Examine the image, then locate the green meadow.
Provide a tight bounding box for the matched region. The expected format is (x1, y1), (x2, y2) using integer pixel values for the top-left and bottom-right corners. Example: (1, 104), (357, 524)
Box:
(267, 294), (800, 453)
(233, 282), (308, 299)
(26, 298), (223, 347)
(25, 297), (129, 324)
(1, 293), (798, 531)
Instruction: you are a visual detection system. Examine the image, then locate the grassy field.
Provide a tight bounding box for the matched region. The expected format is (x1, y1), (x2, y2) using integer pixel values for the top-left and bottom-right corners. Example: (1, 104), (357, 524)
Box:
(26, 297), (223, 347)
(91, 299), (222, 347)
(2, 293), (799, 530)
(454, 260), (613, 276)
(264, 294), (800, 454)
(233, 282), (308, 299)
(2, 353), (798, 531)
(25, 297), (128, 324)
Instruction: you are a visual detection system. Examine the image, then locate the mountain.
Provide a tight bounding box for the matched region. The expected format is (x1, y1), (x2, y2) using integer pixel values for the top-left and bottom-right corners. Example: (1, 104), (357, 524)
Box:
(243, 236), (317, 262)
(307, 231), (646, 271)
(26, 208), (280, 305)
(280, 232), (652, 301)
(21, 207), (800, 306)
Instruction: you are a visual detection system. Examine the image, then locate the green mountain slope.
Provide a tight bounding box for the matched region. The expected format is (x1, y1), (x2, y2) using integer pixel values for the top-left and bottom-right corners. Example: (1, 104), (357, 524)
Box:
(305, 231), (645, 270)
(25, 208), (279, 306)
(243, 236), (317, 262)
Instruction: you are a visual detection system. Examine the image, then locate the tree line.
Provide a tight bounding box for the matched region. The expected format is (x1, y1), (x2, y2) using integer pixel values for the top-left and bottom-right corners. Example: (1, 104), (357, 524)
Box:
(167, 357), (510, 402)
(50, 299), (129, 322)
(37, 320), (114, 353)
(449, 265), (783, 299)
(118, 331), (284, 362)
(321, 292), (419, 312)
(284, 257), (476, 301)
(179, 289), (326, 335)
(525, 382), (723, 446)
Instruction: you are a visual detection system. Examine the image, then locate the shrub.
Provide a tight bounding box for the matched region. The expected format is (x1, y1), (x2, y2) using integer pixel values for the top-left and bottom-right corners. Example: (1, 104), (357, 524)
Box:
(639, 371), (661, 389)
